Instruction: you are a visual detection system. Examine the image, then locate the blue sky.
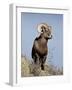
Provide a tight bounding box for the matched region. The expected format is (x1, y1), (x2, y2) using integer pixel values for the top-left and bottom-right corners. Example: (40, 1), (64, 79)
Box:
(21, 12), (63, 69)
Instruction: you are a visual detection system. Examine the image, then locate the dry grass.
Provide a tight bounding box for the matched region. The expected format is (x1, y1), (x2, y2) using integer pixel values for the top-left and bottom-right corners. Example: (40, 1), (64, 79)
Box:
(21, 56), (63, 77)
(21, 56), (33, 77)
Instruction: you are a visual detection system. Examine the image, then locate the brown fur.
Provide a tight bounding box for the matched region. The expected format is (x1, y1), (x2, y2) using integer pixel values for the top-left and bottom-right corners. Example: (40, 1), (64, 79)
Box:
(32, 25), (52, 70)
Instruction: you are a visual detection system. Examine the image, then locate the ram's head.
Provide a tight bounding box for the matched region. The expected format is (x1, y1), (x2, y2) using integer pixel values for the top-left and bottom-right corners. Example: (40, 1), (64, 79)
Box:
(37, 23), (52, 39)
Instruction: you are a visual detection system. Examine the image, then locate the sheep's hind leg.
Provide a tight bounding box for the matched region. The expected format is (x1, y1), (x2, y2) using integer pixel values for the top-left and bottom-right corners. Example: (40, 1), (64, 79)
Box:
(41, 64), (44, 70)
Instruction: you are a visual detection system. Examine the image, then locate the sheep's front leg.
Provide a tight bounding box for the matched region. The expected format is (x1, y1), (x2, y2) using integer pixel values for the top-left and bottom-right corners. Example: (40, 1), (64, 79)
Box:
(41, 56), (47, 70)
(34, 53), (40, 65)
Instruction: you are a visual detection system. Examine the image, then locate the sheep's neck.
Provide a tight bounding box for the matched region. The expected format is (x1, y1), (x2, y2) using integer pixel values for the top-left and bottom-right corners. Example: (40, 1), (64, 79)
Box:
(37, 37), (48, 55)
(40, 37), (48, 44)
(37, 36), (48, 50)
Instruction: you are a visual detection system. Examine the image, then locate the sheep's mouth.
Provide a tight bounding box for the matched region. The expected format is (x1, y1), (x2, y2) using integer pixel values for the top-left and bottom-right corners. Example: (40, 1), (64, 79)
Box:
(46, 34), (52, 39)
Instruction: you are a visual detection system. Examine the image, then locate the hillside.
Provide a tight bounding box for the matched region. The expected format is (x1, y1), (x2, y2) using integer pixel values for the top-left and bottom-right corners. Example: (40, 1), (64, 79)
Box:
(21, 56), (63, 77)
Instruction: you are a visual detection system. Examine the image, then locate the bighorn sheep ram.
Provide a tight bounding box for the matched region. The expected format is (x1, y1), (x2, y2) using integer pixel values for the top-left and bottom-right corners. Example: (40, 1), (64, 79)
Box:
(32, 23), (52, 70)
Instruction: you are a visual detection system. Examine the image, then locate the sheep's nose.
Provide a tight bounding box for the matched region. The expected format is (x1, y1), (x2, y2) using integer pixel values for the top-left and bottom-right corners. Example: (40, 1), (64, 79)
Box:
(48, 33), (51, 36)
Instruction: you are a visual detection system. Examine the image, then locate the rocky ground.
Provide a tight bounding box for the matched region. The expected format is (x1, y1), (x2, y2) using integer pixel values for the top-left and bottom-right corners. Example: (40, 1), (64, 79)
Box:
(21, 56), (63, 77)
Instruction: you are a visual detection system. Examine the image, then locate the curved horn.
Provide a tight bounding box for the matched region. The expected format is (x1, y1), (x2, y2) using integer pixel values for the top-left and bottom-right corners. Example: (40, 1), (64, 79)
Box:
(37, 23), (48, 33)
